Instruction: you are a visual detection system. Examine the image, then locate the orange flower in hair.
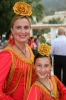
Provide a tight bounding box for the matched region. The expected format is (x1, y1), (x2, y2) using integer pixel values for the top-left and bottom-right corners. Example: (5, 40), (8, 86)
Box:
(13, 2), (32, 16)
(38, 43), (50, 56)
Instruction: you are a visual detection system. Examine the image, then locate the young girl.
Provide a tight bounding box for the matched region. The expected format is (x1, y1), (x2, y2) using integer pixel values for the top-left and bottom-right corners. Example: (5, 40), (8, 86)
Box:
(26, 43), (66, 100)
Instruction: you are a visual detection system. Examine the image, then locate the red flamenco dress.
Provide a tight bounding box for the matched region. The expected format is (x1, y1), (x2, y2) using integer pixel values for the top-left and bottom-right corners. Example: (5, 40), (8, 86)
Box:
(26, 75), (66, 100)
(0, 44), (34, 100)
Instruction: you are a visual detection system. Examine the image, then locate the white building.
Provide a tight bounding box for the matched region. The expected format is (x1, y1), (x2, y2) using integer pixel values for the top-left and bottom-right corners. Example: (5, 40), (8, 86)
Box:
(42, 11), (66, 24)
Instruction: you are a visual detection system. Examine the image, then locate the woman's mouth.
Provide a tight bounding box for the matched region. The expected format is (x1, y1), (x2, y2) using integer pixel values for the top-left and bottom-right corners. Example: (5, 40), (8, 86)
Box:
(19, 35), (26, 38)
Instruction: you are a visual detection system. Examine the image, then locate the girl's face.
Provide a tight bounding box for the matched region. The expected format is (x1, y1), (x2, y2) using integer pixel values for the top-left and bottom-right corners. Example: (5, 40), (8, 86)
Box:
(11, 18), (30, 43)
(34, 57), (52, 79)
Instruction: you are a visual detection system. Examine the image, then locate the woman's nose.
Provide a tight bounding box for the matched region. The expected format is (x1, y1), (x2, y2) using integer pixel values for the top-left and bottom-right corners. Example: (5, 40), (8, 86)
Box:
(21, 28), (25, 33)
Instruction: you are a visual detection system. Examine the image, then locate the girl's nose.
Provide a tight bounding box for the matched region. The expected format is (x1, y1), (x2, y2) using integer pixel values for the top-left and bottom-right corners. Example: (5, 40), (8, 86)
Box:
(41, 66), (45, 71)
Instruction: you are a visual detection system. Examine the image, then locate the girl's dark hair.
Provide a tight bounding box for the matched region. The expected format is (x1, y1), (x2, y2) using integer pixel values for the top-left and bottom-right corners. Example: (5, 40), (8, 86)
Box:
(34, 52), (52, 65)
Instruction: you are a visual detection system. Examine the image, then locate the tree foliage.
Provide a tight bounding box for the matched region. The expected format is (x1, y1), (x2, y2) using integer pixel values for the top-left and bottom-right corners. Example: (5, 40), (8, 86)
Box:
(40, 36), (46, 43)
(0, 0), (44, 35)
(48, 18), (63, 24)
(33, 29), (50, 36)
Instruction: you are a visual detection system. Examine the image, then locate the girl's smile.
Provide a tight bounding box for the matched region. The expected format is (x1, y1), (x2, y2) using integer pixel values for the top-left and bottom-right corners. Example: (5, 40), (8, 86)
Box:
(34, 57), (52, 79)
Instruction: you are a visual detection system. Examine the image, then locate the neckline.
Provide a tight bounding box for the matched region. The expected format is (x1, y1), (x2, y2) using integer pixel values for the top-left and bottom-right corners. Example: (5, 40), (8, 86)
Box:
(34, 76), (58, 98)
(36, 79), (51, 93)
(4, 44), (34, 64)
(14, 43), (26, 58)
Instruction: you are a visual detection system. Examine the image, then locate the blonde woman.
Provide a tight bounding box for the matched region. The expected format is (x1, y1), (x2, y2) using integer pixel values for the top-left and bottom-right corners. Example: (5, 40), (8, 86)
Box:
(0, 2), (35, 100)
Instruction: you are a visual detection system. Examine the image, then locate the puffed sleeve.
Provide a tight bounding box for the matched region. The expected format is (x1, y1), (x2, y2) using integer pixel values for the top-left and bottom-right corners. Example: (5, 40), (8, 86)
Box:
(54, 75), (66, 100)
(0, 50), (14, 100)
(26, 85), (41, 100)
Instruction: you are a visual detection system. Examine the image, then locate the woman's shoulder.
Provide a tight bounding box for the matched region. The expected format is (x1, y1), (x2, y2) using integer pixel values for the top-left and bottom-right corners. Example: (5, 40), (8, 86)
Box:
(26, 44), (34, 57)
(0, 47), (12, 64)
(3, 45), (34, 63)
(0, 47), (12, 57)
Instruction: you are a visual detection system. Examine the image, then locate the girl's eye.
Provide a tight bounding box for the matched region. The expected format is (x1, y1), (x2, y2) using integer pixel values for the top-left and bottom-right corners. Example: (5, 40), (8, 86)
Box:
(37, 64), (41, 67)
(45, 64), (49, 67)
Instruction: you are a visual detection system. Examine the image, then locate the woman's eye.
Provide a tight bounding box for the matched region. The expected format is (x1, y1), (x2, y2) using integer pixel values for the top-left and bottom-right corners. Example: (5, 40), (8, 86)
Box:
(24, 26), (29, 29)
(16, 26), (21, 29)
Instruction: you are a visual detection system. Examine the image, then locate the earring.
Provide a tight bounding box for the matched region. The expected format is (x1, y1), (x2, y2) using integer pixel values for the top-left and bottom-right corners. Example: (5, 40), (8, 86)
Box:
(8, 33), (14, 46)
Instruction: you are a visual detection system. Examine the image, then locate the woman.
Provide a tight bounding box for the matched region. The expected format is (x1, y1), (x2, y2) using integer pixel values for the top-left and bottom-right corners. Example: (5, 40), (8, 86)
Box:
(26, 43), (66, 100)
(0, 2), (34, 100)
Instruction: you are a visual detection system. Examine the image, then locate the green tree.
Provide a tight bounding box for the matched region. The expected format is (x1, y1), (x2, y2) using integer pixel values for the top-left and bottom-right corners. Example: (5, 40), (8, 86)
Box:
(40, 36), (46, 43)
(0, 0), (44, 35)
(0, 0), (20, 35)
(48, 18), (63, 24)
(33, 29), (50, 36)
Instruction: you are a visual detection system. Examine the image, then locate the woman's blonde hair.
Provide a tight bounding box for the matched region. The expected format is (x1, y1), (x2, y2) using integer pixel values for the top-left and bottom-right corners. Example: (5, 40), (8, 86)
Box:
(10, 15), (31, 28)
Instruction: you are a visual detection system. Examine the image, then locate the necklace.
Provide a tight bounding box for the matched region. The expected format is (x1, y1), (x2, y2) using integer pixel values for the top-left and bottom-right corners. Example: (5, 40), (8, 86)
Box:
(36, 79), (55, 98)
(15, 43), (26, 57)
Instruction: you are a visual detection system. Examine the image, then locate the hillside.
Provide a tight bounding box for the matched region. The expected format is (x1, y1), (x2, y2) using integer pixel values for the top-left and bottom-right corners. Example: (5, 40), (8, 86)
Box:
(41, 0), (66, 15)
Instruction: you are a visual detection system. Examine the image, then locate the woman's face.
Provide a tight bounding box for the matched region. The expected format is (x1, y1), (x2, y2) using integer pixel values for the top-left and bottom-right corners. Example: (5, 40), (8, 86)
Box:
(34, 57), (52, 80)
(11, 18), (30, 43)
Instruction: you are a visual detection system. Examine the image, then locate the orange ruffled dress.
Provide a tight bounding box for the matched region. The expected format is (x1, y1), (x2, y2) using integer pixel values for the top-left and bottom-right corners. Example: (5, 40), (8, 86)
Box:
(26, 75), (66, 100)
(0, 44), (34, 100)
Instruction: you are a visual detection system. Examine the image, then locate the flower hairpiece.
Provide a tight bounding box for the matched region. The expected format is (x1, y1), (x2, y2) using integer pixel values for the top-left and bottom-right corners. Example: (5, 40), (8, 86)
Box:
(38, 43), (51, 56)
(13, 2), (32, 16)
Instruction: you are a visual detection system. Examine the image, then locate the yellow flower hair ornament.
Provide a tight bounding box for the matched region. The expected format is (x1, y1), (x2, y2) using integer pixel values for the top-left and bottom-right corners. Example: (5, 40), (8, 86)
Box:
(38, 43), (51, 56)
(13, 2), (32, 16)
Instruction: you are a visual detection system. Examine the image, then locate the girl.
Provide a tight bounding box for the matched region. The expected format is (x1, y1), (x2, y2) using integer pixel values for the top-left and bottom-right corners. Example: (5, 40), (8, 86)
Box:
(26, 43), (66, 100)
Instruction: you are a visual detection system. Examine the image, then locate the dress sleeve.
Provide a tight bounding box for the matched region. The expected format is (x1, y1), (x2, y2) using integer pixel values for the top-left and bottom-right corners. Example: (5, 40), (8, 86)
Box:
(54, 75), (66, 100)
(0, 50), (14, 100)
(26, 85), (41, 100)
